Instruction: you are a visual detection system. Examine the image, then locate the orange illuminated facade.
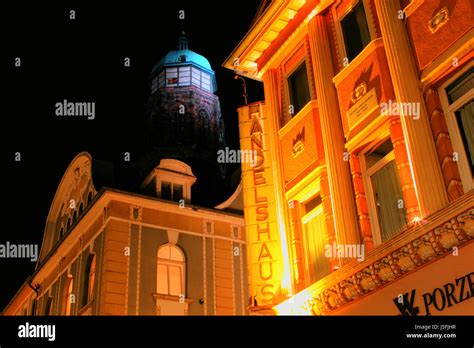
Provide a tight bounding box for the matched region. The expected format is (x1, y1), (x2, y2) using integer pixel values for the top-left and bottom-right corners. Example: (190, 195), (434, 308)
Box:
(225, 0), (473, 315)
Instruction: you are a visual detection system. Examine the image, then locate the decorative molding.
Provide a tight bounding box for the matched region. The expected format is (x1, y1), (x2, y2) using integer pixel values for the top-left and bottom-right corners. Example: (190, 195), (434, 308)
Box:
(129, 205), (142, 221)
(291, 127), (305, 158)
(428, 7), (450, 34)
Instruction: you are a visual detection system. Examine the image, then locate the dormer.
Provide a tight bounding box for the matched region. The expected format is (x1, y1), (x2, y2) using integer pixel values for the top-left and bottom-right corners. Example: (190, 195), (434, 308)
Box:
(142, 159), (197, 203)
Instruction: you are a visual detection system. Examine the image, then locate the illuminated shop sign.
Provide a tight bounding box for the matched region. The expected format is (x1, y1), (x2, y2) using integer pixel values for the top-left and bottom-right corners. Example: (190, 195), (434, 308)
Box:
(240, 105), (284, 308)
(393, 272), (474, 315)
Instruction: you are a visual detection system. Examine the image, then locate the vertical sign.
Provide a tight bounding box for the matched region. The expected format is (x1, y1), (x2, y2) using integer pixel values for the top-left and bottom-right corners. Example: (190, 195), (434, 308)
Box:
(239, 103), (284, 308)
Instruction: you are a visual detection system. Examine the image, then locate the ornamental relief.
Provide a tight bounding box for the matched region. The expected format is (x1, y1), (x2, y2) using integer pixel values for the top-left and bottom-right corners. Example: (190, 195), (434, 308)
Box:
(306, 208), (473, 315)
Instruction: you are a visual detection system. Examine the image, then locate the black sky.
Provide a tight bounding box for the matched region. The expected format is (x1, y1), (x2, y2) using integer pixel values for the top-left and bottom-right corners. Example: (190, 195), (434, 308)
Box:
(0, 2), (264, 310)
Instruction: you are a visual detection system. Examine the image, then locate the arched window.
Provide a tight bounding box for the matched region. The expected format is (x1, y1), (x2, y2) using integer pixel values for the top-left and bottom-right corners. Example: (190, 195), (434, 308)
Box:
(87, 192), (93, 205)
(157, 244), (185, 297)
(62, 275), (74, 316)
(83, 254), (96, 306)
(79, 202), (84, 215)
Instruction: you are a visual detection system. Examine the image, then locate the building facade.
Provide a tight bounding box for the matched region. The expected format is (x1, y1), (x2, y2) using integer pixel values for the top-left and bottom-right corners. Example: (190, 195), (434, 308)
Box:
(3, 37), (248, 316)
(224, 0), (473, 315)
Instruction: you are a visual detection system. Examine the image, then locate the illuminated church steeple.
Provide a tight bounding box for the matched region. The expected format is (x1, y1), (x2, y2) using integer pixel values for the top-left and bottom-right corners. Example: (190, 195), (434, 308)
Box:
(144, 31), (227, 205)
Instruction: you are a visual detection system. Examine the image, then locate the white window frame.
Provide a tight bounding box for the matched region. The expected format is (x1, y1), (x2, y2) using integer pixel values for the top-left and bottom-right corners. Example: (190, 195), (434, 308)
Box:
(438, 63), (474, 193)
(360, 144), (406, 246)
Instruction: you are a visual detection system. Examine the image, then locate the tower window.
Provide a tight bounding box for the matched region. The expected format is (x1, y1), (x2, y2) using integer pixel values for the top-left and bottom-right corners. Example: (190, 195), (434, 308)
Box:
(161, 182), (172, 200)
(173, 184), (183, 202)
(161, 181), (183, 202)
(341, 1), (371, 62)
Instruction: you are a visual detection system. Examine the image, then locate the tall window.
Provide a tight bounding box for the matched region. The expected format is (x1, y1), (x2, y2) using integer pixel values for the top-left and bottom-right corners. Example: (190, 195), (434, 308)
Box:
(288, 62), (311, 116)
(443, 67), (473, 191)
(157, 244), (185, 297)
(301, 196), (331, 284)
(62, 275), (74, 316)
(341, 1), (371, 62)
(364, 139), (407, 243)
(83, 254), (96, 306)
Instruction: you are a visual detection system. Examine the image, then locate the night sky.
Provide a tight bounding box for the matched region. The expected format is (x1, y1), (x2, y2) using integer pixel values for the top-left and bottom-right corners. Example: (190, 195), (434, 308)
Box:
(0, 2), (264, 310)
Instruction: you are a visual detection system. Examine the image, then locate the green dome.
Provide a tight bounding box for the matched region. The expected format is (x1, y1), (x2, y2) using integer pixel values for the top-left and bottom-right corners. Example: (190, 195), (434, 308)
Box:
(153, 49), (213, 74)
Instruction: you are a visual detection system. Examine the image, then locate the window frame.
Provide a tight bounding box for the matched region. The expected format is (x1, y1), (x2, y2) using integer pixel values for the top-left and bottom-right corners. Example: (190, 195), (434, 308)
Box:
(360, 140), (406, 246)
(438, 63), (474, 192)
(156, 244), (186, 297)
(334, 0), (376, 66)
(300, 198), (330, 287)
(282, 43), (314, 124)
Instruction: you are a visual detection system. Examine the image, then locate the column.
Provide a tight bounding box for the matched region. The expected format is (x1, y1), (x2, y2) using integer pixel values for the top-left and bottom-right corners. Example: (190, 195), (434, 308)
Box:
(389, 117), (420, 221)
(374, 0), (448, 217)
(307, 15), (361, 251)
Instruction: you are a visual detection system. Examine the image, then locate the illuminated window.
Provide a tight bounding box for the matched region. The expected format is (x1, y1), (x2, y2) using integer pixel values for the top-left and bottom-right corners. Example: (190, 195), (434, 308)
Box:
(166, 67), (178, 87)
(157, 244), (185, 297)
(191, 67), (212, 92)
(363, 139), (407, 244)
(341, 1), (371, 62)
(301, 196), (331, 284)
(178, 66), (191, 86)
(442, 67), (473, 192)
(83, 254), (96, 306)
(288, 62), (311, 116)
(62, 275), (74, 316)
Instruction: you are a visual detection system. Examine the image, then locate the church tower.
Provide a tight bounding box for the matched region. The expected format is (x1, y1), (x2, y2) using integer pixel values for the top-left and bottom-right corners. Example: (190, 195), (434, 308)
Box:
(144, 32), (227, 205)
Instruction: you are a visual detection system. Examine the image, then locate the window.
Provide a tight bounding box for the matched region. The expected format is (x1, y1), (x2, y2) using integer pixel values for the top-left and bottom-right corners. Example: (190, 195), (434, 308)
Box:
(301, 196), (331, 284)
(341, 1), (371, 62)
(45, 296), (53, 316)
(62, 275), (74, 316)
(151, 76), (158, 94)
(173, 184), (183, 202)
(191, 67), (212, 92)
(157, 244), (185, 297)
(161, 181), (183, 202)
(363, 139), (407, 244)
(83, 254), (96, 306)
(288, 62), (311, 116)
(442, 67), (473, 191)
(158, 70), (165, 88)
(178, 66), (191, 86)
(161, 181), (172, 200)
(166, 68), (178, 86)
